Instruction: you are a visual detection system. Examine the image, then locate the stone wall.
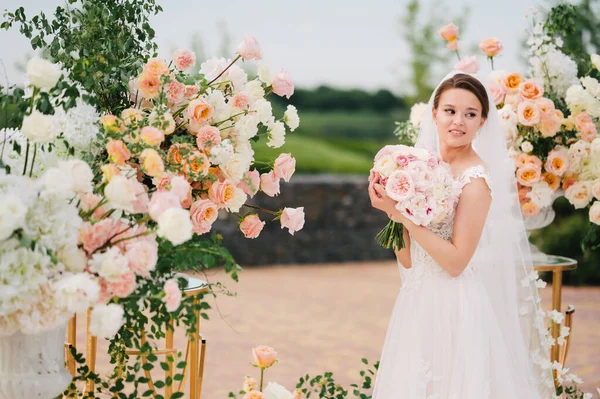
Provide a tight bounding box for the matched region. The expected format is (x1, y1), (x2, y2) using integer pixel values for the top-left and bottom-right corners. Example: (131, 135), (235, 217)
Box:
(212, 174), (396, 266)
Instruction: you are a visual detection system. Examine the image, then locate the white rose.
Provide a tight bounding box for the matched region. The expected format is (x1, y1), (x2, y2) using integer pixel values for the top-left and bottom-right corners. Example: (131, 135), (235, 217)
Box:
(226, 187), (247, 213)
(581, 76), (600, 97)
(89, 246), (130, 282)
(209, 139), (235, 166)
(591, 54), (600, 71)
(57, 246), (88, 273)
(89, 303), (125, 338)
(257, 63), (273, 85)
(526, 181), (554, 208)
(409, 102), (428, 126)
(222, 153), (251, 184)
(283, 105), (299, 131)
(54, 273), (100, 314)
(26, 57), (62, 90)
(105, 175), (136, 213)
(21, 110), (57, 143)
(226, 65), (248, 91)
(591, 138), (600, 154)
(0, 194), (27, 240)
(498, 104), (518, 140)
(157, 208), (193, 245)
(42, 167), (74, 198)
(521, 141), (534, 153)
(565, 181), (592, 209)
(590, 201), (600, 225)
(246, 80), (265, 102)
(373, 154), (396, 178)
(488, 69), (507, 86)
(253, 98), (273, 124)
(267, 120), (286, 148)
(263, 382), (293, 399)
(59, 160), (94, 193)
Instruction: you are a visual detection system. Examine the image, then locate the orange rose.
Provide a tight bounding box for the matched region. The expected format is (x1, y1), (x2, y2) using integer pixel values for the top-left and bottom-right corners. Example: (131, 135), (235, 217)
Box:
(479, 38), (503, 57)
(183, 150), (210, 178)
(167, 143), (192, 166)
(516, 164), (542, 186)
(140, 148), (165, 177)
(522, 202), (540, 217)
(106, 139), (131, 166)
(208, 180), (236, 208)
(187, 98), (213, 125)
(518, 79), (544, 101)
(502, 72), (523, 94)
(251, 345), (277, 369)
(438, 23), (459, 42)
(542, 172), (560, 192)
(137, 72), (161, 99)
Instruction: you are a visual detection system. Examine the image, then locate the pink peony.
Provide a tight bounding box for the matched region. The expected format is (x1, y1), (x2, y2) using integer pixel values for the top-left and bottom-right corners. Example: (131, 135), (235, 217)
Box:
(239, 214), (265, 239)
(172, 49), (196, 71)
(79, 219), (114, 255)
(271, 69), (294, 99)
(125, 239), (158, 277)
(260, 171), (281, 197)
(148, 189), (181, 221)
(438, 23), (459, 41)
(189, 198), (219, 235)
(386, 171), (415, 202)
(454, 56), (480, 74)
(196, 125), (222, 150)
(167, 79), (186, 104)
(170, 175), (193, 208)
(280, 207), (305, 236)
(237, 36), (262, 60)
(479, 38), (503, 57)
(184, 84), (199, 98)
(238, 169), (261, 198)
(108, 269), (136, 298)
(163, 279), (182, 312)
(273, 153), (296, 182)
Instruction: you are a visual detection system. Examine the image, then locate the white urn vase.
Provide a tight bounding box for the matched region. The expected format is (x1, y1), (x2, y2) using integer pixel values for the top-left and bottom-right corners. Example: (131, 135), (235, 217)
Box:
(0, 323), (72, 399)
(524, 203), (557, 264)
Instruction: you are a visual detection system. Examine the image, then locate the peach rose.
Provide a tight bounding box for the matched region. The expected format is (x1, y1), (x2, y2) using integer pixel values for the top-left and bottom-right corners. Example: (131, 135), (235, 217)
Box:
(100, 114), (124, 134)
(184, 150), (210, 178)
(172, 49), (196, 71)
(454, 56), (480, 74)
(108, 270), (136, 298)
(518, 79), (544, 101)
(535, 98), (555, 118)
(140, 126), (165, 147)
(260, 171), (281, 197)
(545, 150), (569, 176)
(237, 36), (262, 61)
(589, 201), (600, 225)
(231, 92), (249, 110)
(238, 170), (261, 198)
(272, 69), (294, 99)
(273, 153), (296, 182)
(125, 239), (158, 277)
(189, 199), (219, 235)
(489, 83), (506, 106)
(280, 207), (305, 236)
(243, 391), (264, 399)
(479, 38), (503, 57)
(252, 345), (278, 368)
(163, 279), (182, 312)
(565, 181), (593, 209)
(542, 172), (561, 192)
(517, 101), (540, 126)
(101, 164), (121, 183)
(208, 180), (236, 208)
(539, 114), (562, 138)
(187, 98), (213, 126)
(239, 214), (265, 239)
(447, 39), (458, 51)
(562, 174), (577, 191)
(438, 23), (459, 42)
(575, 112), (593, 131)
(196, 126), (222, 150)
(143, 58), (169, 78)
(140, 148), (165, 177)
(121, 108), (144, 126)
(518, 185), (532, 205)
(515, 153), (542, 169)
(106, 139), (131, 166)
(167, 79), (186, 104)
(137, 72), (160, 99)
(516, 164), (542, 186)
(522, 202), (540, 217)
(148, 189), (181, 221)
(79, 219), (114, 255)
(502, 72), (523, 94)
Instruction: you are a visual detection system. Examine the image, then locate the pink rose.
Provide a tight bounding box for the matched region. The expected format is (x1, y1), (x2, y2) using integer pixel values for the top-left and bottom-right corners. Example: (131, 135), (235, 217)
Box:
(447, 40), (458, 51)
(252, 345), (278, 368)
(163, 279), (182, 312)
(79, 219), (114, 255)
(189, 199), (219, 235)
(519, 79), (544, 101)
(126, 239), (158, 277)
(196, 125), (222, 150)
(374, 145), (394, 162)
(230, 92), (249, 110)
(239, 214), (265, 239)
(454, 56), (480, 73)
(517, 101), (541, 126)
(238, 169), (261, 198)
(237, 36), (262, 61)
(108, 269), (136, 298)
(167, 80), (186, 104)
(280, 207), (305, 236)
(271, 69), (294, 99)
(479, 38), (503, 57)
(208, 180), (236, 208)
(489, 83), (506, 106)
(148, 190), (181, 221)
(535, 97), (556, 119)
(170, 175), (193, 208)
(172, 49), (196, 71)
(438, 23), (459, 42)
(273, 153), (296, 182)
(153, 172), (175, 191)
(260, 171), (281, 197)
(396, 155), (409, 168)
(581, 123), (597, 142)
(130, 179), (150, 214)
(386, 171), (415, 202)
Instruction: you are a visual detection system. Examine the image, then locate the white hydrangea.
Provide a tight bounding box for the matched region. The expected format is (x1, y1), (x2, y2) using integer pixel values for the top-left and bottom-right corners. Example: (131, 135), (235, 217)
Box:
(409, 102), (429, 127)
(530, 49), (579, 98)
(566, 84), (600, 118)
(53, 273), (100, 314)
(0, 193), (27, 241)
(53, 98), (103, 160)
(89, 303), (125, 338)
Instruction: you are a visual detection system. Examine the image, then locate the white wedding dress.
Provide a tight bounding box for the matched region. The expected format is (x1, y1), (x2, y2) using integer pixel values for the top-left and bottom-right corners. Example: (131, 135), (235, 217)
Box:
(372, 165), (543, 399)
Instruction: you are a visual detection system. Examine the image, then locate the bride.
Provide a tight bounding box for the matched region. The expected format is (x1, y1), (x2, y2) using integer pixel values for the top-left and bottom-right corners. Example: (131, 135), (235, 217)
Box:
(368, 71), (555, 398)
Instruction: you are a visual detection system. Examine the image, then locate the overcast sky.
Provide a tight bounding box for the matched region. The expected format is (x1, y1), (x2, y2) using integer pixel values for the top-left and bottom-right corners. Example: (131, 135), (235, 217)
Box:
(1, 0), (565, 95)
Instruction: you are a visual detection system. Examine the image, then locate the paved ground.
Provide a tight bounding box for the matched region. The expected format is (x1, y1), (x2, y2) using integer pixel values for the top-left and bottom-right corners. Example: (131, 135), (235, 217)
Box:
(73, 261), (600, 398)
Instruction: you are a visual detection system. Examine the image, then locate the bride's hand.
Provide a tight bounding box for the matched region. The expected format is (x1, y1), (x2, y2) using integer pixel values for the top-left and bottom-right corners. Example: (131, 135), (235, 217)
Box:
(369, 183), (407, 223)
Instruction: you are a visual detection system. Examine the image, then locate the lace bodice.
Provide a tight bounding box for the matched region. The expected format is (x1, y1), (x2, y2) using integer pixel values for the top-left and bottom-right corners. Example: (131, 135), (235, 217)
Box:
(402, 165), (492, 287)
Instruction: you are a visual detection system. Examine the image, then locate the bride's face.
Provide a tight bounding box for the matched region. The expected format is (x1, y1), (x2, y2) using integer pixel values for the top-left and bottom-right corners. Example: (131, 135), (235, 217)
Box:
(433, 88), (486, 148)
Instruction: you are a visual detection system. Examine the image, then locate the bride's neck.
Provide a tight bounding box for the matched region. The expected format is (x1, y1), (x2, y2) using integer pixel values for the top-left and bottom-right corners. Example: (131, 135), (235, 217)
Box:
(439, 142), (474, 166)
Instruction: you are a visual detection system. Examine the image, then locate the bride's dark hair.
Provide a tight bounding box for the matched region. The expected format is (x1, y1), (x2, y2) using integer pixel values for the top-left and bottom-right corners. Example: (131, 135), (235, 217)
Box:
(433, 73), (489, 118)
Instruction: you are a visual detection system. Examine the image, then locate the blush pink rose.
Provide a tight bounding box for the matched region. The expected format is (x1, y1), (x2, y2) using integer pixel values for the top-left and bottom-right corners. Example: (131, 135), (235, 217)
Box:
(163, 279), (182, 312)
(143, 58), (169, 78)
(396, 155), (409, 168)
(581, 123), (597, 142)
(374, 145), (394, 162)
(539, 114), (562, 138)
(535, 97), (556, 119)
(237, 36), (262, 60)
(438, 23), (459, 41)
(130, 179), (150, 214)
(454, 56), (480, 73)
(280, 207), (305, 236)
(108, 269), (136, 298)
(230, 92), (249, 109)
(517, 101), (541, 126)
(489, 83), (506, 106)
(271, 69), (294, 99)
(238, 169), (261, 198)
(170, 175), (193, 208)
(189, 198), (219, 235)
(148, 189), (181, 221)
(125, 239), (158, 277)
(386, 171), (415, 202)
(239, 214), (265, 239)
(167, 79), (186, 103)
(172, 49), (196, 71)
(260, 171), (281, 197)
(196, 125), (222, 150)
(141, 126), (165, 146)
(208, 180), (236, 208)
(545, 150), (569, 177)
(252, 345), (278, 368)
(153, 172), (175, 191)
(79, 219), (114, 255)
(479, 38), (503, 57)
(273, 153), (296, 182)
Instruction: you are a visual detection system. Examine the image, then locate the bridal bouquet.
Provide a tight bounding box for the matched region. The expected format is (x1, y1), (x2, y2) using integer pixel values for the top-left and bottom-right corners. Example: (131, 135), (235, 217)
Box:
(369, 144), (460, 250)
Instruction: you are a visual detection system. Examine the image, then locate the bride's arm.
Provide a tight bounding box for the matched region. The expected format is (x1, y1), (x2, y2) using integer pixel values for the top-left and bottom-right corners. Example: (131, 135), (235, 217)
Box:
(372, 179), (491, 277)
(394, 227), (411, 268)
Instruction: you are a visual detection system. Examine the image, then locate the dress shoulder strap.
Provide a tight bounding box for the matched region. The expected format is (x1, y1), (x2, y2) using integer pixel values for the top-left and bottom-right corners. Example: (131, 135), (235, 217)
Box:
(458, 164), (492, 192)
